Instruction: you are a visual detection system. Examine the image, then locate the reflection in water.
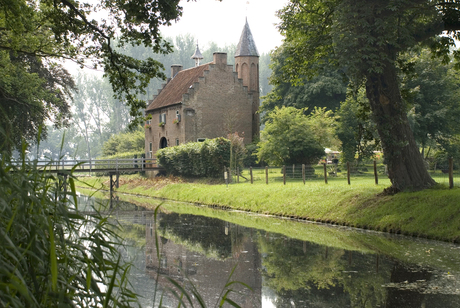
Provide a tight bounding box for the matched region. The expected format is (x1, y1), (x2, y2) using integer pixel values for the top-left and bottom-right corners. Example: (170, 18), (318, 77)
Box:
(145, 212), (262, 308)
(82, 196), (460, 308)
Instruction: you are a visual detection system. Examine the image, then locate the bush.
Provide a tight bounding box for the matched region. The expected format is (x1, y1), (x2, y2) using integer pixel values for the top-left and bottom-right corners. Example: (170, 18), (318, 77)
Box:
(156, 138), (231, 178)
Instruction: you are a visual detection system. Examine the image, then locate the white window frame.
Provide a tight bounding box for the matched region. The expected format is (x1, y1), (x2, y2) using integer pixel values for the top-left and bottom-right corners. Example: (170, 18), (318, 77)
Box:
(159, 113), (166, 124)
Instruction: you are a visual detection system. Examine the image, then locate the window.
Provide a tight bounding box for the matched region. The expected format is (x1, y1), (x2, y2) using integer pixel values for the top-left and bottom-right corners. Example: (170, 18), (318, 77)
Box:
(159, 113), (166, 124)
(175, 139), (179, 146)
(149, 142), (153, 158)
(175, 110), (181, 122)
(197, 138), (206, 142)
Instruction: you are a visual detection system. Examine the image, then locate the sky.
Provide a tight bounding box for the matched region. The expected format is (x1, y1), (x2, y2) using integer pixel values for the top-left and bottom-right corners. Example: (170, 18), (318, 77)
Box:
(159, 0), (288, 54)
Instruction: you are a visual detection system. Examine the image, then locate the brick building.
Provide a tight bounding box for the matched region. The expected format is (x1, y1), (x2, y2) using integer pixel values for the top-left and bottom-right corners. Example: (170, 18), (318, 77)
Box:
(144, 20), (260, 159)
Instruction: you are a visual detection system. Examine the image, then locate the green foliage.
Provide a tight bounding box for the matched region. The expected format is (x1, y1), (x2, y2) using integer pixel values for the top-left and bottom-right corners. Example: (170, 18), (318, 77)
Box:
(336, 88), (380, 164)
(257, 106), (326, 166)
(401, 47), (460, 153)
(261, 47), (347, 120)
(0, 50), (75, 153)
(243, 141), (261, 167)
(102, 129), (145, 156)
(156, 138), (231, 178)
(0, 149), (139, 307)
(276, 0), (460, 190)
(0, 0), (185, 130)
(277, 0), (458, 84)
(308, 107), (340, 150)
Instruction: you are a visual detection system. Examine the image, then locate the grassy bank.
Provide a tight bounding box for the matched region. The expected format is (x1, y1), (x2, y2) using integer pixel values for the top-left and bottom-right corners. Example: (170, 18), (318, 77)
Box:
(76, 173), (460, 242)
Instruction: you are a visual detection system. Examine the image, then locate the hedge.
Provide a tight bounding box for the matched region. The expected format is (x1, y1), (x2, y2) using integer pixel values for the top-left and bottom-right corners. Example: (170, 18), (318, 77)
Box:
(156, 138), (231, 178)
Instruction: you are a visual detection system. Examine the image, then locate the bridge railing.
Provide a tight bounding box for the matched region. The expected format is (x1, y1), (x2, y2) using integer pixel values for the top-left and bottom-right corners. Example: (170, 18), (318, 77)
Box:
(10, 157), (159, 172)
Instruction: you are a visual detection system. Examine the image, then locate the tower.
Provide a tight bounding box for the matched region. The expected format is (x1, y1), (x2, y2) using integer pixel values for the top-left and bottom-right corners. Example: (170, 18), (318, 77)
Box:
(191, 43), (204, 67)
(235, 19), (260, 139)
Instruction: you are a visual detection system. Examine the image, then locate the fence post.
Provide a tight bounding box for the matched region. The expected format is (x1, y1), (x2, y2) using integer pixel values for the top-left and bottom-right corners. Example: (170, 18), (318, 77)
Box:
(265, 166), (268, 184)
(292, 164), (295, 179)
(237, 167), (240, 183)
(141, 154), (145, 170)
(302, 164), (305, 185)
(323, 163), (328, 184)
(347, 162), (351, 185)
(374, 160), (378, 185)
(283, 165), (286, 185)
(449, 157), (454, 189)
(250, 167), (253, 184)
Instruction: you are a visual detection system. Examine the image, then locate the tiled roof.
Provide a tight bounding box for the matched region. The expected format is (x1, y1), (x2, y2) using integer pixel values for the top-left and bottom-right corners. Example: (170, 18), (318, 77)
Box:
(146, 63), (210, 111)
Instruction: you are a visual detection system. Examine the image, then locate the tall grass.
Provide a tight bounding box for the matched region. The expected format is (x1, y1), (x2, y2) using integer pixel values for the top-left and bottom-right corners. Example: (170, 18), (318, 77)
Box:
(0, 147), (139, 307)
(0, 145), (251, 307)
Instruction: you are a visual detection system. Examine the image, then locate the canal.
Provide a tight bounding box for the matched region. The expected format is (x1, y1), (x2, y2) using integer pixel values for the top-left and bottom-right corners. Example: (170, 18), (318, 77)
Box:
(79, 194), (460, 307)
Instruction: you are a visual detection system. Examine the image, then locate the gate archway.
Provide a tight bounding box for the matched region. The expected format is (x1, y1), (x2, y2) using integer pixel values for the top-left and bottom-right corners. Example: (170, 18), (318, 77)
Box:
(160, 137), (168, 149)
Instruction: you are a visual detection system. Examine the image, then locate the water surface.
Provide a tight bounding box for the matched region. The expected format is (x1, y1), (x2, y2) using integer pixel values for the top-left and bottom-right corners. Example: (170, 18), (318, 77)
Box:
(79, 195), (460, 307)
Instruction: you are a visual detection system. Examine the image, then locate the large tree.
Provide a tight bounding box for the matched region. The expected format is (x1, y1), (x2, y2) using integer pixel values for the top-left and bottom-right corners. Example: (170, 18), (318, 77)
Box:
(277, 0), (460, 192)
(0, 0), (185, 150)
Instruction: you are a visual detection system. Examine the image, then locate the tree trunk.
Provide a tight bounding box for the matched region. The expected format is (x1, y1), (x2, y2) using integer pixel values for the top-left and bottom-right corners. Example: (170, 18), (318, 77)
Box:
(365, 62), (435, 192)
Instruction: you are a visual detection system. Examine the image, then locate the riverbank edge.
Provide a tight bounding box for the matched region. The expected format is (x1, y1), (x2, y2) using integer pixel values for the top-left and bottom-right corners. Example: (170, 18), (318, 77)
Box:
(75, 175), (460, 243)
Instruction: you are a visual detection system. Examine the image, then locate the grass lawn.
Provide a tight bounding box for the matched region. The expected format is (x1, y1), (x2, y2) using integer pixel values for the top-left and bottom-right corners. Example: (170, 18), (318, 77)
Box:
(76, 167), (460, 242)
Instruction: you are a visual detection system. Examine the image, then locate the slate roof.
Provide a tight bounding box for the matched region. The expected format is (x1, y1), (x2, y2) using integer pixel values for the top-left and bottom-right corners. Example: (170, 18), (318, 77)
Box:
(235, 19), (259, 57)
(191, 44), (204, 60)
(146, 63), (210, 111)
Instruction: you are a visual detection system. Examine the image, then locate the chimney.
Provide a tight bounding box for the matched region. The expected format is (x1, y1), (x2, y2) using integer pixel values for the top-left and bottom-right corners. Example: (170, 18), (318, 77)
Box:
(171, 65), (183, 78)
(213, 53), (227, 66)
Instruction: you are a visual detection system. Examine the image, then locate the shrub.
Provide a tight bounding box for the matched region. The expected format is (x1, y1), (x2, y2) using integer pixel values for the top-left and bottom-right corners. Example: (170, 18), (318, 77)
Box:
(156, 138), (231, 178)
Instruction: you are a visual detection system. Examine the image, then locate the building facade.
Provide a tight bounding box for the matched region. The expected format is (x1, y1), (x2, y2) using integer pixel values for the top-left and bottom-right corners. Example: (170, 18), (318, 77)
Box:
(144, 21), (260, 159)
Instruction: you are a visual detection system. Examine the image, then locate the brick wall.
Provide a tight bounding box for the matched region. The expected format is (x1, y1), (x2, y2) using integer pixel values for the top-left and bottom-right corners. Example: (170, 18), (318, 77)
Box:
(145, 52), (258, 160)
(183, 53), (254, 144)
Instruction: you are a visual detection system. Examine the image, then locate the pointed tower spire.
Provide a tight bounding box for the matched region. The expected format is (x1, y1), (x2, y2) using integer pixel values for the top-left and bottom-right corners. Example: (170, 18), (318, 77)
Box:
(235, 19), (259, 57)
(191, 43), (204, 67)
(234, 19), (260, 140)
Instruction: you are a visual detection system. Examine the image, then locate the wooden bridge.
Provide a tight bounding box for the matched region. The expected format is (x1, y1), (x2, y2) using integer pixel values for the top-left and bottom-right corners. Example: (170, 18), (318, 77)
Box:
(11, 157), (165, 207)
(18, 157), (164, 174)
